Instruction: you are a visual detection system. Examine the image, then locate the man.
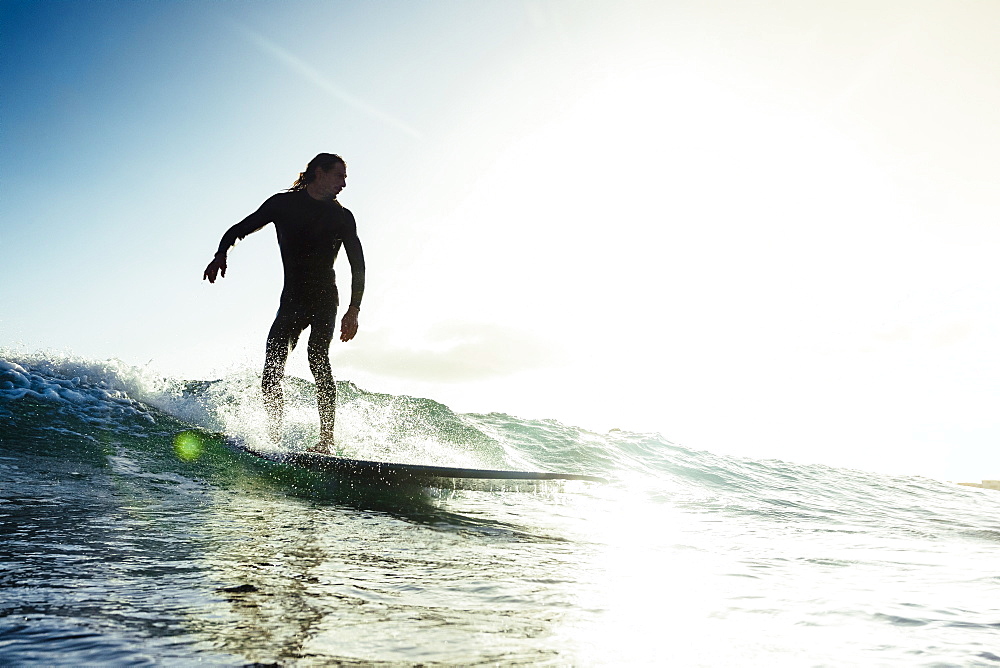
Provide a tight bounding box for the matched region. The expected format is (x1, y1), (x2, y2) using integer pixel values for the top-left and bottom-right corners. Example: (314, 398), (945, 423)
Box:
(203, 153), (365, 452)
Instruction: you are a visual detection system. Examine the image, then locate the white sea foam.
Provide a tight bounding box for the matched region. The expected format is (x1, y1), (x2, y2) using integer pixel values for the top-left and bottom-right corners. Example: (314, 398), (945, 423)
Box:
(0, 352), (483, 463)
(0, 352), (256, 436)
(0, 357), (154, 426)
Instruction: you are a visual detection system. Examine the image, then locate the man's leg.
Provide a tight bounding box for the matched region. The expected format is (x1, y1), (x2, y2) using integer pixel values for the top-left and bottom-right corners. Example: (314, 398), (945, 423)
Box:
(262, 314), (301, 445)
(306, 322), (336, 449)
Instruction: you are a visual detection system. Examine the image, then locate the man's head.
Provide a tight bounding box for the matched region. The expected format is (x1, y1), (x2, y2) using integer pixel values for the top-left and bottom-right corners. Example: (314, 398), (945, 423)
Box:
(291, 153), (347, 196)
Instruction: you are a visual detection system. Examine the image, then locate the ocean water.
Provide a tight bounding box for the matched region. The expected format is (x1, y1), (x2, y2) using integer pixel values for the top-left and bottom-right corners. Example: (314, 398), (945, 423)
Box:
(2, 353), (999, 667)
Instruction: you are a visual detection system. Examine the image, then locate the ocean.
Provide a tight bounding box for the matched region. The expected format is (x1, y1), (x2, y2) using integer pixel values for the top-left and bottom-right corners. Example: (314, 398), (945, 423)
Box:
(2, 352), (999, 667)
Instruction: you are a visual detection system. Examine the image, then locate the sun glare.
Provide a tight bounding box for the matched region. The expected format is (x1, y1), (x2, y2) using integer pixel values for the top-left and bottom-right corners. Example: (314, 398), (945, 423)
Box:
(409, 56), (923, 448)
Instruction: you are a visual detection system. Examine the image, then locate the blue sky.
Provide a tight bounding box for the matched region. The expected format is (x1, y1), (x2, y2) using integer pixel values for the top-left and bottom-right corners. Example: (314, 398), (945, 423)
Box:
(3, 0), (1000, 480)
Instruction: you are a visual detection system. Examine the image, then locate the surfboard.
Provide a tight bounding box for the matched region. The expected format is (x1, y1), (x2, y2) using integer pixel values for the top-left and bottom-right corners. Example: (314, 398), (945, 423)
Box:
(228, 439), (607, 486)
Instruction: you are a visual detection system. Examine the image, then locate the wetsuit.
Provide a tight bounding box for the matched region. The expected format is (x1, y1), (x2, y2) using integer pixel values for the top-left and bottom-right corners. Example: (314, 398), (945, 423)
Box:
(215, 189), (365, 444)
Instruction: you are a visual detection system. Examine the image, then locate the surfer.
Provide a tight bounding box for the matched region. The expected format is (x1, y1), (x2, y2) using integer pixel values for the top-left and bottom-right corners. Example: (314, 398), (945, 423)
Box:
(202, 153), (365, 452)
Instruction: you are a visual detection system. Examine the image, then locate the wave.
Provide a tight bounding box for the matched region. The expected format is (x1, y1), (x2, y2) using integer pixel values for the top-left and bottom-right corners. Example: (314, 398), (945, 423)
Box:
(3, 352), (998, 535)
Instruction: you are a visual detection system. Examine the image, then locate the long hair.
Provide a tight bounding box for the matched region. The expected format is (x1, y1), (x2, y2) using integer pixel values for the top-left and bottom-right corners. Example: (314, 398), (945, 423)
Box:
(288, 153), (346, 191)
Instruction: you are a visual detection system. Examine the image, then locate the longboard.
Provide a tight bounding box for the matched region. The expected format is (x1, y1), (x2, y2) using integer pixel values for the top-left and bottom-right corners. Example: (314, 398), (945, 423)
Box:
(229, 439), (607, 486)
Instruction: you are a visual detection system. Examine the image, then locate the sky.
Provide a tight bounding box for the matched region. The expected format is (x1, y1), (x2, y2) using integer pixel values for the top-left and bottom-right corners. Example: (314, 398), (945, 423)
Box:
(2, 0), (1000, 481)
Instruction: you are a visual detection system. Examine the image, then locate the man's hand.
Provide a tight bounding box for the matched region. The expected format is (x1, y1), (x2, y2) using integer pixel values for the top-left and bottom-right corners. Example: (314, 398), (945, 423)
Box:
(340, 306), (360, 342)
(203, 255), (227, 283)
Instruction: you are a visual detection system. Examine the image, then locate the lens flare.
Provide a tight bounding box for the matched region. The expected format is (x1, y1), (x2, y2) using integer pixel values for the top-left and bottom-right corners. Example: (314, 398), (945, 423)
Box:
(173, 431), (204, 462)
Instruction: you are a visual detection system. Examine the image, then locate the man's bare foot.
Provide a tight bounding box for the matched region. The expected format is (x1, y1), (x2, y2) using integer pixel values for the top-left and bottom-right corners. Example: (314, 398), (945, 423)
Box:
(306, 441), (331, 454)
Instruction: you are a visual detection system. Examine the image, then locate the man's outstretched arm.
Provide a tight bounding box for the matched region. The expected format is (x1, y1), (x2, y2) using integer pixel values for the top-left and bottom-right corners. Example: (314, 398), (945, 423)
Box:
(202, 198), (276, 284)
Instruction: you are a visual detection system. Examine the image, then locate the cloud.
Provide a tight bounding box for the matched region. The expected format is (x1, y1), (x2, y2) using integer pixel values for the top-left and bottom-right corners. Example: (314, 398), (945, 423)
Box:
(332, 320), (565, 382)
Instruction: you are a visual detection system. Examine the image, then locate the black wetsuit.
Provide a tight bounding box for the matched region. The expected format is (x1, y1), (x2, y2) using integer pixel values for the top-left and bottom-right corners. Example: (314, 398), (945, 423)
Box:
(215, 188), (365, 444)
(217, 189), (365, 320)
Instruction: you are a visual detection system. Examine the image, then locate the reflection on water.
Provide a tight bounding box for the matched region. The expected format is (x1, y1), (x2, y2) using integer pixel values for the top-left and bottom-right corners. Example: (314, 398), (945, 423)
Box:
(1, 418), (602, 666)
(184, 473), (597, 665)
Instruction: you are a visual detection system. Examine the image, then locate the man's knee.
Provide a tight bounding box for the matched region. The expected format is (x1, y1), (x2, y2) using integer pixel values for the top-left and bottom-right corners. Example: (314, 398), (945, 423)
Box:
(305, 340), (332, 383)
(306, 329), (332, 359)
(262, 368), (282, 392)
(307, 348), (331, 373)
(262, 350), (287, 391)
